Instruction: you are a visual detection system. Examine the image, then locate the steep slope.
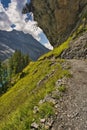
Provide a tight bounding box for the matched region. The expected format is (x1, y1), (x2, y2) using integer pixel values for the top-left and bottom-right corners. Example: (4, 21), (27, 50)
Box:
(26, 0), (87, 46)
(0, 30), (49, 61)
(0, 35), (87, 130)
(0, 31), (87, 130)
(0, 1), (87, 130)
(0, 58), (71, 130)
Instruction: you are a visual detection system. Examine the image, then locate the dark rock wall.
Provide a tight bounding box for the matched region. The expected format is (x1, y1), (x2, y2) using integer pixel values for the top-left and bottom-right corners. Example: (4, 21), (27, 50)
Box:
(30, 0), (87, 46)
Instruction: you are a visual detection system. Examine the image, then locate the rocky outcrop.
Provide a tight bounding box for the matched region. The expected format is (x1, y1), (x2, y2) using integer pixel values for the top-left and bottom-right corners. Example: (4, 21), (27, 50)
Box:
(26, 0), (87, 47)
(61, 32), (87, 59)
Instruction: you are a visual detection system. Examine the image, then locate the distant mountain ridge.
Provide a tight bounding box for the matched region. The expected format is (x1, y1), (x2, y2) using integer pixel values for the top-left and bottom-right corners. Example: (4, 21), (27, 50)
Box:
(0, 30), (49, 61)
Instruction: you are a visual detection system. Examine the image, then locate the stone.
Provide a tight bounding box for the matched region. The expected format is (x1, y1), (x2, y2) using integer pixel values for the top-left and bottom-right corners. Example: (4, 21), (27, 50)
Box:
(40, 118), (46, 123)
(45, 125), (50, 130)
(55, 105), (58, 109)
(47, 118), (54, 127)
(33, 106), (39, 113)
(39, 99), (45, 105)
(31, 122), (39, 129)
(45, 96), (57, 105)
(61, 32), (87, 59)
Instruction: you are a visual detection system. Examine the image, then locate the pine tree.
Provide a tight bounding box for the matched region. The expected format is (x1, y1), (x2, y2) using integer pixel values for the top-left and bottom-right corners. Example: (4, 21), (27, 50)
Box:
(9, 50), (30, 75)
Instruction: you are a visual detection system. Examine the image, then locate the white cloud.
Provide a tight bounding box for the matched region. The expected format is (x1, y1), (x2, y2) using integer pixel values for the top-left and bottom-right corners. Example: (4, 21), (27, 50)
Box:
(0, 0), (42, 40)
(0, 2), (12, 31)
(0, 0), (52, 49)
(0, 2), (4, 12)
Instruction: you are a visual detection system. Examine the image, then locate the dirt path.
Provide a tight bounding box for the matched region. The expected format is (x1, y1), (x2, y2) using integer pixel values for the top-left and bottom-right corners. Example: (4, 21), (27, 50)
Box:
(52, 59), (87, 130)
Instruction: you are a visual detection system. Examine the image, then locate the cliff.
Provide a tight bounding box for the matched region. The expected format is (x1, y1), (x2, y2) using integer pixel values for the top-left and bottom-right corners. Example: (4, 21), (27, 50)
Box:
(28, 0), (87, 46)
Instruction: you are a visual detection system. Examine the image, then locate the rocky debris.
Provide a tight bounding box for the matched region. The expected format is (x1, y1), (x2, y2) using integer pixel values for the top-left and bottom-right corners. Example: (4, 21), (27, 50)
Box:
(40, 118), (46, 123)
(61, 32), (87, 59)
(40, 117), (54, 129)
(56, 77), (67, 87)
(46, 117), (54, 127)
(31, 117), (55, 130)
(52, 60), (87, 130)
(39, 99), (45, 105)
(33, 106), (39, 114)
(39, 117), (55, 129)
(31, 76), (68, 130)
(31, 122), (39, 129)
(31, 60), (87, 130)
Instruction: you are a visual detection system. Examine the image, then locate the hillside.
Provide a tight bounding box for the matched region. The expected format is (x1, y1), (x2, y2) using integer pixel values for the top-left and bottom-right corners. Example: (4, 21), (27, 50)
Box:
(0, 24), (87, 129)
(0, 1), (87, 130)
(0, 30), (49, 61)
(0, 58), (71, 129)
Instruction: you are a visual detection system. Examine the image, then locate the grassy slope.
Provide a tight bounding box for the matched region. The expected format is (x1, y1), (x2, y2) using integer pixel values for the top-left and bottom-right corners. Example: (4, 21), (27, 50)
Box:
(0, 51), (70, 130)
(0, 20), (87, 130)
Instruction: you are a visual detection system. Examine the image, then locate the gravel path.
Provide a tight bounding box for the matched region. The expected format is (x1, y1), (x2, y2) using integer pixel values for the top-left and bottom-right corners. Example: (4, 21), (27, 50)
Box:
(52, 60), (87, 130)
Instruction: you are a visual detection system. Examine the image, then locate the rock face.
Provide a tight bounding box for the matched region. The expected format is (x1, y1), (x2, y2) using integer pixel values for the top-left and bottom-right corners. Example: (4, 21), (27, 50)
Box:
(61, 32), (87, 59)
(27, 0), (87, 46)
(0, 30), (49, 61)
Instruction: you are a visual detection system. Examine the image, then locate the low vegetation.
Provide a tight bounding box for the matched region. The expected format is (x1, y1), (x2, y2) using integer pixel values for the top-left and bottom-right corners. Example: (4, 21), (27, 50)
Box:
(0, 50), (30, 95)
(39, 37), (72, 60)
(0, 57), (70, 129)
(58, 85), (66, 92)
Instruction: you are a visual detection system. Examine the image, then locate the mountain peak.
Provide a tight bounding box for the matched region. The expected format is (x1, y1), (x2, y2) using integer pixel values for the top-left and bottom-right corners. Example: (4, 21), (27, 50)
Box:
(0, 30), (49, 61)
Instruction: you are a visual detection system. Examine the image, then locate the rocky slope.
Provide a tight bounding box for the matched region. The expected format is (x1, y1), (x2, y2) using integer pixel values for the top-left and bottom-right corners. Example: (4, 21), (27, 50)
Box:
(0, 30), (49, 61)
(26, 0), (87, 46)
(61, 31), (87, 59)
(52, 59), (87, 130)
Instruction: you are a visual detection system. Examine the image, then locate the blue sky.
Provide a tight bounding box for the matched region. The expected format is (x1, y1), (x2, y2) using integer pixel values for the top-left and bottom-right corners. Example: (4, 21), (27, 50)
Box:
(1, 0), (11, 8)
(27, 0), (30, 3)
(1, 0), (30, 7)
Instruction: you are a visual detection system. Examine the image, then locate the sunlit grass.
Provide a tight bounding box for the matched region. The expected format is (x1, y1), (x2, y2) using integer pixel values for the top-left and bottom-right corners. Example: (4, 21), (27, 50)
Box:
(39, 37), (72, 60)
(0, 59), (70, 130)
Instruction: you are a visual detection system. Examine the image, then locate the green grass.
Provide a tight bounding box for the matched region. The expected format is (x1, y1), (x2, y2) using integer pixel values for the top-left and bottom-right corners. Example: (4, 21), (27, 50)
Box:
(0, 58), (70, 130)
(39, 102), (54, 118)
(39, 37), (72, 60)
(58, 85), (66, 92)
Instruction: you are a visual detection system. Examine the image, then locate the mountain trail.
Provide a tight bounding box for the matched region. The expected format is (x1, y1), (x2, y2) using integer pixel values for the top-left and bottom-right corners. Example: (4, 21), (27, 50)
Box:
(52, 59), (87, 130)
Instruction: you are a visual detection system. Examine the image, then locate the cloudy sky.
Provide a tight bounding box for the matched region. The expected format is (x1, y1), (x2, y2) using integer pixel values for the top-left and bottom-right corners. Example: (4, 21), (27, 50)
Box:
(0, 0), (53, 50)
